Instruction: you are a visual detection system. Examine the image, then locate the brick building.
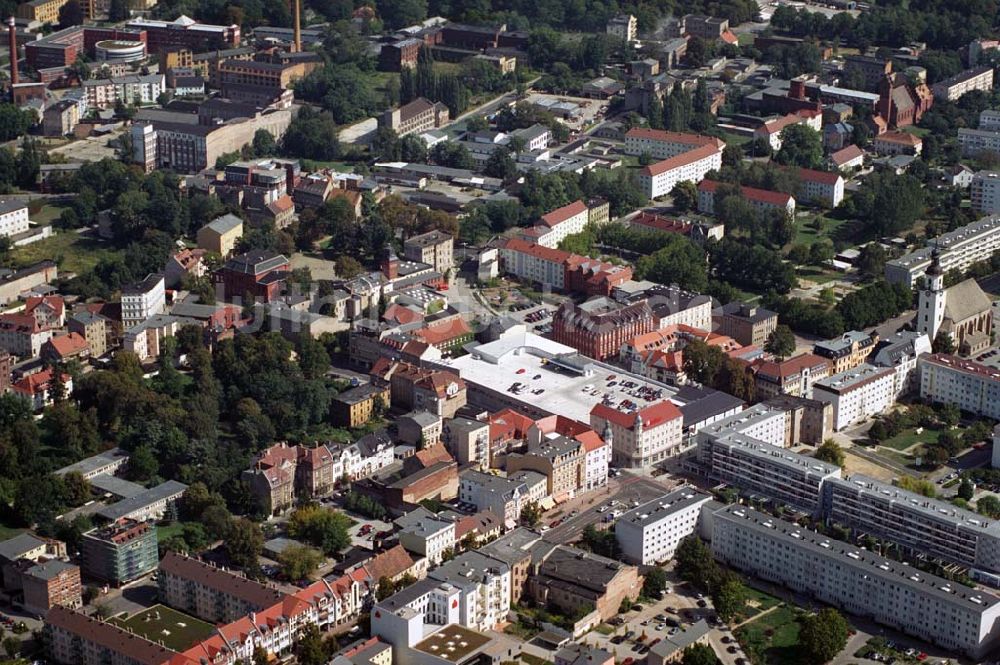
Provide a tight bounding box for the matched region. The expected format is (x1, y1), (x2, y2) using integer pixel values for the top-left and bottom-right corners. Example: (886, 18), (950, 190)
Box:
(213, 250), (289, 302)
(552, 298), (656, 360)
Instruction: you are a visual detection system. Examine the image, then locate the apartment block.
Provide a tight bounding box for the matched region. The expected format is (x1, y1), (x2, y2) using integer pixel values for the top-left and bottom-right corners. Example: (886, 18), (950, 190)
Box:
(243, 442), (339, 515)
(332, 383), (391, 428)
(971, 170), (1000, 214)
(552, 297), (656, 360)
(0, 200), (29, 238)
(824, 474), (1000, 573)
(83, 75), (166, 110)
(631, 132), (724, 199)
(590, 400), (684, 468)
(443, 417), (490, 469)
(870, 331), (931, 399)
(80, 519), (158, 586)
(427, 551), (511, 631)
(398, 515), (456, 565)
(712, 505), (1000, 660)
(403, 230), (454, 274)
(121, 273), (165, 329)
(506, 435), (584, 500)
(458, 470), (530, 526)
(716, 302), (778, 347)
(813, 330), (878, 375)
(932, 65), (995, 102)
(697, 180), (796, 218)
(959, 127), (1000, 158)
(614, 487), (711, 565)
(696, 424), (841, 514)
(886, 215), (1000, 286)
(21, 560), (81, 614)
(795, 168), (845, 208)
(752, 353), (830, 400)
(919, 353), (1000, 420)
(812, 364), (895, 431)
(529, 545), (641, 622)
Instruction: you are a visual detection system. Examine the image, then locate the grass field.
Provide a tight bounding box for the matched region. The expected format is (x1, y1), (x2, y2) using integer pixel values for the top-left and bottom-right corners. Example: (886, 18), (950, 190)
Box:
(792, 212), (848, 247)
(736, 605), (803, 665)
(11, 230), (114, 274)
(879, 427), (943, 451)
(0, 520), (23, 540)
(32, 203), (68, 225)
(109, 605), (215, 652)
(742, 587), (783, 620)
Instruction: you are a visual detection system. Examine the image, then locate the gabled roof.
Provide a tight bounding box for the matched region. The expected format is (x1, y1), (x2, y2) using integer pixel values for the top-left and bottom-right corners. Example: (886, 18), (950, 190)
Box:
(699, 179), (793, 206)
(624, 128), (723, 148)
(363, 544), (416, 581)
(830, 144), (864, 166)
(45, 332), (89, 358)
(754, 353), (829, 381)
(590, 400), (682, 430)
(24, 295), (64, 319)
(795, 167), (843, 186)
(540, 200), (588, 228)
(641, 143), (721, 177)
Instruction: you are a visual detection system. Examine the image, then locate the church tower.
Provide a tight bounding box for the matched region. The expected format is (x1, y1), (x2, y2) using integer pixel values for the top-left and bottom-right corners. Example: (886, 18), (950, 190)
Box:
(918, 248), (946, 342)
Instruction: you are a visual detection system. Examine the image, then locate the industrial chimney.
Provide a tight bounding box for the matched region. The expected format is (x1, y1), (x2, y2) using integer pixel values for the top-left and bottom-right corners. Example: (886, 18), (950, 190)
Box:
(7, 17), (17, 87)
(293, 0), (302, 52)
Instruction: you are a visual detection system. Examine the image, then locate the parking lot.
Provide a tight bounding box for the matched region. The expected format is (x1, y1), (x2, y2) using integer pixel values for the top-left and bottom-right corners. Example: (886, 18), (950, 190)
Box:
(507, 302), (555, 334)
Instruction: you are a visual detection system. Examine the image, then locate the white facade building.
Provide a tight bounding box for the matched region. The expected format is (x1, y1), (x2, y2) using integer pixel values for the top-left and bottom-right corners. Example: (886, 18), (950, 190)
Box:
(796, 168), (845, 208)
(919, 353), (1000, 420)
(712, 505), (1000, 660)
(614, 487), (710, 565)
(812, 364), (895, 431)
(590, 400), (684, 468)
(971, 170), (1000, 214)
(625, 129), (725, 200)
(0, 200), (29, 238)
(428, 552), (511, 632)
(870, 331), (932, 399)
(583, 434), (610, 491)
(121, 273), (166, 329)
(398, 517), (456, 565)
(885, 215), (1000, 287)
(458, 470), (528, 526)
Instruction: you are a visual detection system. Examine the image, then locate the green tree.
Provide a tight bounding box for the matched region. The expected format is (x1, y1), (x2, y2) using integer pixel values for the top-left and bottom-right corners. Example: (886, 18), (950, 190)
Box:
(675, 536), (717, 589)
(287, 505), (352, 555)
(958, 479), (975, 501)
(775, 125), (824, 169)
(815, 439), (845, 467)
(252, 129), (278, 157)
(484, 146), (518, 184)
(896, 476), (937, 498)
(109, 0), (129, 20)
(671, 180), (698, 212)
(58, 0), (84, 28)
(856, 243), (887, 281)
(978, 495), (1000, 518)
(764, 325), (796, 360)
(681, 643), (719, 665)
(799, 608), (849, 664)
(711, 578), (746, 623)
(62, 471), (91, 506)
(278, 544), (324, 581)
(642, 567), (669, 599)
(683, 339), (725, 385)
(933, 330), (956, 354)
(225, 517), (263, 570)
(295, 623), (332, 665)
(520, 500), (542, 527)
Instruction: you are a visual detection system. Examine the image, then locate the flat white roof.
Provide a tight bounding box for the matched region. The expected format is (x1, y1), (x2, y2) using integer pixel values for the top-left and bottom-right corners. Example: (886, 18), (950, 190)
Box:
(444, 332), (679, 423)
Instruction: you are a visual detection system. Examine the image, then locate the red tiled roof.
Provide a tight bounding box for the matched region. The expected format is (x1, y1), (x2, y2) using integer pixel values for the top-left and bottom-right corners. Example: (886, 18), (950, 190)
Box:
(489, 408), (534, 441)
(754, 353), (829, 380)
(159, 551), (286, 609)
(698, 179), (793, 206)
(830, 144), (864, 166)
(720, 29), (738, 44)
(383, 303), (424, 325)
(46, 332), (89, 358)
(590, 400), (682, 431)
(46, 607), (186, 665)
(625, 128), (723, 148)
(416, 319), (472, 346)
(0, 312), (43, 334)
(12, 369), (70, 396)
(501, 237), (574, 264)
(541, 200), (587, 228)
(25, 295), (64, 319)
(641, 143), (721, 177)
(363, 544), (416, 582)
(876, 131), (922, 146)
(268, 194), (295, 214)
(795, 167), (842, 186)
(759, 114), (800, 134)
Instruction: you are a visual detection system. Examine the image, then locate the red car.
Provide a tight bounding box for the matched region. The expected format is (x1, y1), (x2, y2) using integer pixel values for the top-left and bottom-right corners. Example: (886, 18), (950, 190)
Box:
(359, 524), (373, 536)
(516, 368), (526, 374)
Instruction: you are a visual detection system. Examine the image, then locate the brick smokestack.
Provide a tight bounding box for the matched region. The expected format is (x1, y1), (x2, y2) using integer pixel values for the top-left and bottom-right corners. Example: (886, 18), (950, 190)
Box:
(7, 17), (17, 87)
(293, 0), (301, 52)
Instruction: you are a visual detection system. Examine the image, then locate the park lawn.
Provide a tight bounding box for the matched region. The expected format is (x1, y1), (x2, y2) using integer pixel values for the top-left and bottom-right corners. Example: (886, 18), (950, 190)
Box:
(795, 266), (842, 285)
(792, 213), (848, 247)
(879, 427), (943, 452)
(31, 203), (68, 225)
(719, 131), (751, 146)
(736, 605), (803, 665)
(11, 230), (114, 274)
(0, 519), (24, 540)
(301, 159), (356, 172)
(742, 587), (783, 620)
(109, 605), (215, 652)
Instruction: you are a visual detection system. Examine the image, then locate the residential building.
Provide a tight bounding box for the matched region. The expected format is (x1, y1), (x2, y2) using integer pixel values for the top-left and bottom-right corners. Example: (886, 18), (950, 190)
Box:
(82, 75), (166, 110)
(46, 607), (184, 665)
(795, 168), (845, 207)
(21, 560), (81, 614)
(712, 505), (1000, 660)
(886, 215), (1000, 287)
(443, 417), (490, 469)
(647, 620), (711, 665)
(80, 519), (158, 586)
(606, 13), (636, 43)
(42, 99), (79, 137)
(870, 331), (931, 399)
(556, 644), (614, 665)
(428, 552), (511, 631)
(380, 98), (450, 137)
(506, 436), (584, 500)
(158, 551), (286, 624)
(197, 213), (244, 257)
(332, 383), (391, 428)
(479, 528), (540, 605)
(752, 353), (831, 400)
(0, 313), (54, 358)
(971, 170), (1000, 214)
(812, 364), (896, 430)
(919, 353), (1000, 420)
(243, 442), (339, 515)
(121, 273), (166, 329)
(959, 127), (1000, 158)
(458, 470), (529, 527)
(94, 480), (188, 523)
(762, 395), (833, 445)
(830, 144), (865, 171)
(12, 369), (72, 410)
(624, 128), (723, 161)
(383, 362), (468, 419)
(398, 516), (456, 566)
(18, 0), (92, 22)
(498, 238), (633, 296)
(698, 180), (796, 218)
(0, 200), (29, 238)
(213, 250), (290, 302)
(824, 474), (1000, 573)
(529, 545), (641, 622)
(54, 447), (129, 480)
(716, 302), (778, 347)
(614, 487), (711, 565)
(398, 410), (443, 447)
(697, 417), (841, 514)
(813, 330), (878, 375)
(552, 298), (656, 361)
(123, 314), (200, 362)
(590, 400), (684, 468)
(932, 65), (995, 102)
(164, 248), (207, 288)
(872, 131), (923, 155)
(404, 230), (453, 274)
